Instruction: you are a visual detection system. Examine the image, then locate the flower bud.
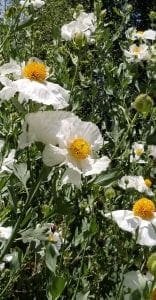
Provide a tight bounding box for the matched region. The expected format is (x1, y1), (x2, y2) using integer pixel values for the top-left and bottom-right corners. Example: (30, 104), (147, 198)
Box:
(73, 32), (87, 48)
(105, 187), (116, 199)
(147, 253), (156, 276)
(132, 94), (153, 116)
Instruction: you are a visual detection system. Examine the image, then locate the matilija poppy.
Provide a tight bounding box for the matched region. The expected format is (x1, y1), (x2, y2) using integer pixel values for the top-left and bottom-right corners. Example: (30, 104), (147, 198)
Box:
(18, 111), (110, 187)
(105, 198), (156, 246)
(126, 27), (156, 41)
(123, 44), (149, 62)
(118, 175), (154, 196)
(61, 11), (96, 43)
(0, 58), (69, 109)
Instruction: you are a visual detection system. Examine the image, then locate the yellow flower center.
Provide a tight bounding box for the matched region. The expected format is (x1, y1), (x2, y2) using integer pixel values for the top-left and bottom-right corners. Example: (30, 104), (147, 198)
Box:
(22, 61), (47, 81)
(135, 148), (144, 156)
(133, 46), (141, 54)
(137, 31), (144, 35)
(150, 289), (156, 300)
(133, 198), (155, 220)
(144, 179), (152, 188)
(69, 138), (91, 160)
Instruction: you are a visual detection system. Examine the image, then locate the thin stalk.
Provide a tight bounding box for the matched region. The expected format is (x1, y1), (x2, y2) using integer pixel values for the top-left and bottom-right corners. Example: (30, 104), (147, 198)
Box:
(71, 240), (88, 300)
(0, 166), (48, 261)
(112, 113), (138, 160)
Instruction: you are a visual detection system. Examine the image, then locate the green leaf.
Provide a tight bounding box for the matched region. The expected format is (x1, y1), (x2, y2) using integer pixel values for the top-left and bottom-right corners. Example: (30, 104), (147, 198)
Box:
(146, 131), (156, 145)
(130, 289), (142, 300)
(13, 163), (30, 190)
(76, 291), (90, 300)
(93, 169), (122, 186)
(48, 276), (66, 300)
(45, 243), (58, 274)
(16, 16), (39, 30)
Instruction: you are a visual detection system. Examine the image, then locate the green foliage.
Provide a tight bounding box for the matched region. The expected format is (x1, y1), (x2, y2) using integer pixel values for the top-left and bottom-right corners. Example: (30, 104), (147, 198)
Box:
(0, 0), (155, 299)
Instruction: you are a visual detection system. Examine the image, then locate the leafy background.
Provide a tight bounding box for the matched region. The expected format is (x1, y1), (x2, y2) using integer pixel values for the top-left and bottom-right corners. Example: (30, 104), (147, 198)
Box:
(0, 0), (156, 299)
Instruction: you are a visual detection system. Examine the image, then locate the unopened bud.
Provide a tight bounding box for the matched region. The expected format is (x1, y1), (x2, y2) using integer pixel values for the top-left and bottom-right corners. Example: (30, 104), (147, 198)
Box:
(132, 94), (153, 116)
(73, 32), (87, 48)
(147, 253), (156, 276)
(105, 187), (116, 199)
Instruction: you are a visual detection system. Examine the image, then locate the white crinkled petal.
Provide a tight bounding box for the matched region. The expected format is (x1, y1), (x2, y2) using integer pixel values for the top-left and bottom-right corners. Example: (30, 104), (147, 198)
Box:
(0, 149), (16, 173)
(61, 21), (78, 40)
(43, 144), (67, 167)
(123, 270), (152, 291)
(13, 79), (69, 109)
(62, 168), (81, 187)
(18, 111), (76, 149)
(0, 60), (22, 77)
(0, 226), (12, 240)
(81, 156), (110, 176)
(136, 219), (156, 246)
(105, 210), (139, 233)
(57, 119), (103, 150)
(143, 29), (156, 40)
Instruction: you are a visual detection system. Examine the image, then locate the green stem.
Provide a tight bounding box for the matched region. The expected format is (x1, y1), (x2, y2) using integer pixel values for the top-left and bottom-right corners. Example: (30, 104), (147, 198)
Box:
(71, 240), (88, 300)
(112, 113), (138, 160)
(0, 166), (48, 261)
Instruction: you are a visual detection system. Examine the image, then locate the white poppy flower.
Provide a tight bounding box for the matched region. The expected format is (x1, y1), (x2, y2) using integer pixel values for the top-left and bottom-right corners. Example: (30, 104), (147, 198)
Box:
(0, 226), (12, 240)
(130, 142), (145, 163)
(0, 149), (16, 174)
(19, 112), (110, 186)
(20, 0), (45, 9)
(148, 145), (156, 159)
(18, 111), (78, 149)
(123, 270), (153, 300)
(42, 117), (110, 186)
(118, 175), (153, 196)
(0, 59), (69, 109)
(124, 44), (149, 62)
(126, 28), (156, 41)
(105, 197), (156, 246)
(130, 142), (145, 164)
(61, 11), (96, 42)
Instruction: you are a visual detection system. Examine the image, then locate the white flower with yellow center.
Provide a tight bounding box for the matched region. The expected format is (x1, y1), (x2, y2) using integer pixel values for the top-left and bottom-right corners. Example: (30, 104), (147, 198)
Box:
(130, 142), (145, 163)
(118, 175), (153, 196)
(105, 197), (156, 246)
(61, 11), (96, 42)
(126, 27), (156, 41)
(19, 112), (110, 186)
(20, 0), (45, 9)
(124, 44), (149, 62)
(0, 59), (69, 109)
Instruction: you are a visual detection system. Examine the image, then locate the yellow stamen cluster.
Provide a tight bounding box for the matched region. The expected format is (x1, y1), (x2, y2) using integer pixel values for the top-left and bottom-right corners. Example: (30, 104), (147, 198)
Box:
(137, 31), (144, 35)
(69, 138), (91, 160)
(133, 198), (155, 220)
(22, 61), (47, 82)
(135, 148), (144, 156)
(144, 179), (152, 188)
(133, 46), (141, 54)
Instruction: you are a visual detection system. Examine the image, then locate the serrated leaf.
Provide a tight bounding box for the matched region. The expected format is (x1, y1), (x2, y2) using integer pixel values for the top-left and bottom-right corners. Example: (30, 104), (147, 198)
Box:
(45, 243), (58, 274)
(48, 276), (66, 300)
